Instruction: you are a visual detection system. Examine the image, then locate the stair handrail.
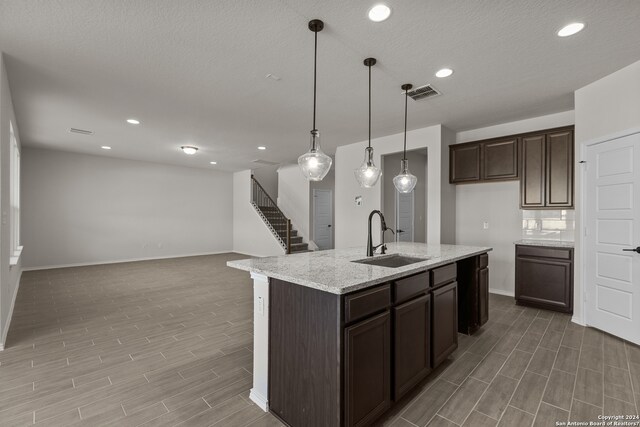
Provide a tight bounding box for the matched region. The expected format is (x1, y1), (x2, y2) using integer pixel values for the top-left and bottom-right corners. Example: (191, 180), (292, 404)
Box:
(251, 175), (292, 254)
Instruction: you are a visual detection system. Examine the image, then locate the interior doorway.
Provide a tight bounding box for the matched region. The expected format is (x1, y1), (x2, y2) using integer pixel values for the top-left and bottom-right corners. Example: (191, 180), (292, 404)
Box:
(312, 189), (333, 250)
(584, 131), (640, 344)
(382, 148), (428, 243)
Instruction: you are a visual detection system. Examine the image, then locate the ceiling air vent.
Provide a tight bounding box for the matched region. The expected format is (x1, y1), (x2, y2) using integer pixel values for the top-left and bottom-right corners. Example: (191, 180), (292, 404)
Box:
(69, 128), (94, 135)
(405, 84), (441, 101)
(253, 159), (280, 166)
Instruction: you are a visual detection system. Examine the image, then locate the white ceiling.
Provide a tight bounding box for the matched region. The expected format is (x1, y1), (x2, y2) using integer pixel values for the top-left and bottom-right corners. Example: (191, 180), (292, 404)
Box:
(1, 0), (639, 171)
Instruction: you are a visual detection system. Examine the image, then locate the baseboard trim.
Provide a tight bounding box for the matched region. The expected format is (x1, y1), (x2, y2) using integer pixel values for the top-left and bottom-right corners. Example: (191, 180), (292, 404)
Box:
(1, 268), (23, 351)
(249, 389), (269, 412)
(489, 288), (515, 297)
(21, 251), (235, 271)
(571, 316), (586, 326)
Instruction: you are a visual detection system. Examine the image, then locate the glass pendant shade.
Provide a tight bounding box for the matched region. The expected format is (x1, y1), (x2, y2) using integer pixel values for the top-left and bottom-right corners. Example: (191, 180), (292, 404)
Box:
(393, 159), (417, 193)
(298, 130), (332, 181)
(354, 147), (381, 187)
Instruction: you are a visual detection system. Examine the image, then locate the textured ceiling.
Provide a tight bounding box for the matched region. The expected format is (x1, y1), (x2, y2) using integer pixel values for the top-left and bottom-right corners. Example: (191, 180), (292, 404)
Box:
(1, 0), (639, 171)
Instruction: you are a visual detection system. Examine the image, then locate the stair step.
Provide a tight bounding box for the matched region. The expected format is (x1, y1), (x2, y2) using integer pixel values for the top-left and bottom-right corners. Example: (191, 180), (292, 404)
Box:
(289, 243), (309, 252)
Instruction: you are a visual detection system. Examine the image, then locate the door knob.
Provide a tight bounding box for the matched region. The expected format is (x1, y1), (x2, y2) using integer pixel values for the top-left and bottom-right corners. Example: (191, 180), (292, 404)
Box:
(327, 225), (331, 228)
(622, 247), (640, 254)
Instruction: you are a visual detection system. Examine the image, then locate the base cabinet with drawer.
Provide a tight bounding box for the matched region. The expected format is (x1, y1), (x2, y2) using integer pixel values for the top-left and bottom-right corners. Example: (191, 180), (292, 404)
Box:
(515, 244), (573, 313)
(268, 256), (491, 427)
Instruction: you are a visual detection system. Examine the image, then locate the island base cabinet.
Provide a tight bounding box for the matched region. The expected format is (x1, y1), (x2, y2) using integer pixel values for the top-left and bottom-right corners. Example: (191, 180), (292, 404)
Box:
(345, 311), (391, 427)
(479, 267), (489, 325)
(432, 282), (458, 367)
(393, 294), (431, 401)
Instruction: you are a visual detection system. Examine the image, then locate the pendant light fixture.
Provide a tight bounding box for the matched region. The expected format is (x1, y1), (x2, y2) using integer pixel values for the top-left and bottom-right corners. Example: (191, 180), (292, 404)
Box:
(354, 58), (382, 188)
(298, 19), (332, 181)
(393, 84), (418, 193)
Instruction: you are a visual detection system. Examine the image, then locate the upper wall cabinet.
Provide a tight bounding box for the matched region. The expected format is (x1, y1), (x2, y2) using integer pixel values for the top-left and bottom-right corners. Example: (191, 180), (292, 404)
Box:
(449, 137), (518, 184)
(521, 128), (574, 209)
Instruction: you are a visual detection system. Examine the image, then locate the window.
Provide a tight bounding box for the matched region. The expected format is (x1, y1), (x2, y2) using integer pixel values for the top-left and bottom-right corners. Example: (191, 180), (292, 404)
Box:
(9, 121), (21, 265)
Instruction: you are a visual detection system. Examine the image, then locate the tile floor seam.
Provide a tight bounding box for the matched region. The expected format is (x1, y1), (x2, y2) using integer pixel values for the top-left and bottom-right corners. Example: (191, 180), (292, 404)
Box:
(623, 341), (640, 416)
(531, 314), (569, 425)
(566, 327), (586, 420)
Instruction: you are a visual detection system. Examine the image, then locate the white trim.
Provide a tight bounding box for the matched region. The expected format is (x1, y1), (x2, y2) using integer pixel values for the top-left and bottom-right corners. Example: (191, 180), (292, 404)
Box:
(21, 250), (234, 271)
(579, 126), (640, 148)
(249, 389), (269, 412)
(312, 188), (334, 250)
(489, 288), (515, 297)
(571, 316), (586, 326)
(9, 245), (23, 267)
(1, 269), (23, 351)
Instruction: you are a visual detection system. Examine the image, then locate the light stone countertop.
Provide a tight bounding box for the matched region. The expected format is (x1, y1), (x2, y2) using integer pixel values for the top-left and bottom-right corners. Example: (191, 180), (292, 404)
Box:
(227, 242), (492, 295)
(514, 239), (575, 248)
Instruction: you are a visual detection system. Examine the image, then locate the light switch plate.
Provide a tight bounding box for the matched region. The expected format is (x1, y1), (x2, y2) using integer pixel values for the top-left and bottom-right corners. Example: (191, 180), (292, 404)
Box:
(257, 296), (264, 315)
(483, 221), (489, 229)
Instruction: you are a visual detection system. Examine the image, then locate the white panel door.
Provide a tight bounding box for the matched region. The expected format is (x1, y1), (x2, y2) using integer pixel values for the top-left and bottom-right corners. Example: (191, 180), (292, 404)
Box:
(586, 133), (640, 344)
(396, 191), (414, 242)
(312, 189), (333, 250)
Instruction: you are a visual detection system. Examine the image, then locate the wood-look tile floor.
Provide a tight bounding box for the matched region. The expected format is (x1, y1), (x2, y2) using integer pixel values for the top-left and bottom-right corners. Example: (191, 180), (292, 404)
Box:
(0, 253), (282, 427)
(1, 254), (638, 426)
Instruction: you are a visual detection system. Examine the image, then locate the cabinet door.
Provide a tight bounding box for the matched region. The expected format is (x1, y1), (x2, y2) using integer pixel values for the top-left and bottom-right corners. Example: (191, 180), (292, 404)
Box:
(393, 294), (431, 400)
(482, 138), (518, 181)
(450, 143), (481, 183)
(345, 311), (391, 427)
(546, 130), (574, 208)
(521, 135), (546, 208)
(478, 267), (489, 326)
(432, 282), (458, 367)
(515, 257), (572, 313)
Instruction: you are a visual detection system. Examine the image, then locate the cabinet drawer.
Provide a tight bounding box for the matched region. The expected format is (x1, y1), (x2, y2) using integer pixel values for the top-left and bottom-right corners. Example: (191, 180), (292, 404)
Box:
(393, 272), (429, 304)
(479, 253), (488, 268)
(516, 245), (572, 260)
(344, 284), (391, 324)
(430, 263), (457, 288)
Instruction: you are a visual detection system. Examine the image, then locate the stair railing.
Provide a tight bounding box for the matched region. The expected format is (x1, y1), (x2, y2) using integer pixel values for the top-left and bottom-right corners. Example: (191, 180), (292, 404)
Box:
(251, 175), (292, 254)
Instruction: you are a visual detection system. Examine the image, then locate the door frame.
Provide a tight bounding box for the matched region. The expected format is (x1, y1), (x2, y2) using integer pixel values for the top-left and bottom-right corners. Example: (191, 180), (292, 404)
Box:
(581, 127), (640, 329)
(395, 190), (415, 242)
(312, 188), (333, 250)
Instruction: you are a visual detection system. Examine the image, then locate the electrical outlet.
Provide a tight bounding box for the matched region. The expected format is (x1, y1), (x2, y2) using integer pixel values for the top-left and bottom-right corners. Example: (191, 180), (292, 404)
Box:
(483, 221), (489, 230)
(257, 296), (264, 315)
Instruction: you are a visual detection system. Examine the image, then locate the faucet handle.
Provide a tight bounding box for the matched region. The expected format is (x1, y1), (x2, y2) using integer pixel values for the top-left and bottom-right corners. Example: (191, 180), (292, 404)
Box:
(380, 244), (387, 254)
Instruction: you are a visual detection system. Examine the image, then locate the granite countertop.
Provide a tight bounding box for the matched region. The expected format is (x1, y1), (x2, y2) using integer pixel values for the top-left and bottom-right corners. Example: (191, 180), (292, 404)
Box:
(514, 239), (575, 248)
(227, 242), (492, 295)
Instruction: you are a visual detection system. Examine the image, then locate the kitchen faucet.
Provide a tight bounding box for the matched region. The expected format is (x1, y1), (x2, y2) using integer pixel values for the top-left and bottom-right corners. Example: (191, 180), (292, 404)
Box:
(367, 210), (395, 256)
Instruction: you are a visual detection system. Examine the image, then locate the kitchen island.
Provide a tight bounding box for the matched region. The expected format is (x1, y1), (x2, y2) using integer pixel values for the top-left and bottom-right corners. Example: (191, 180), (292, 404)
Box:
(227, 242), (492, 427)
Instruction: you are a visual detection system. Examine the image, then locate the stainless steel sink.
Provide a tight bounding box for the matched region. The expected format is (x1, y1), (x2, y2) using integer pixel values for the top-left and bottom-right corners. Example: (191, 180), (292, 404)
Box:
(351, 254), (430, 268)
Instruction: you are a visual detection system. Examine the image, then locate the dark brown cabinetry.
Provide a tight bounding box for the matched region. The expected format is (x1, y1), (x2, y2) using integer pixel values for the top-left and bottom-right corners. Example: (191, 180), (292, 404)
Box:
(456, 254), (490, 335)
(345, 311), (391, 427)
(450, 138), (518, 184)
(268, 255), (488, 427)
(393, 294), (431, 400)
(521, 128), (574, 209)
(515, 245), (573, 313)
(432, 281), (458, 366)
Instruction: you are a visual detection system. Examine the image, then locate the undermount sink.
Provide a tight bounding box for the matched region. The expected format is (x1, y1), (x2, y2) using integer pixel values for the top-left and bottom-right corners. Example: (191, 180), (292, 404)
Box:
(351, 254), (430, 268)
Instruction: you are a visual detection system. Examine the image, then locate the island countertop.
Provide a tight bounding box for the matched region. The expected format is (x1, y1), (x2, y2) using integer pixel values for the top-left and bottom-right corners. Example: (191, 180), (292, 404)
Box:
(227, 242), (492, 295)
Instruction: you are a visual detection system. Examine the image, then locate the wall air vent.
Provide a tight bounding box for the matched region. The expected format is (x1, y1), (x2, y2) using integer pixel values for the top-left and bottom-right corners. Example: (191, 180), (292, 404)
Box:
(69, 128), (94, 135)
(405, 84), (441, 101)
(253, 159), (280, 166)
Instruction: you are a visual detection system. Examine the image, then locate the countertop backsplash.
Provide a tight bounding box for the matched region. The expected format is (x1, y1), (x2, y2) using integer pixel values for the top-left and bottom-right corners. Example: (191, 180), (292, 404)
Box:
(521, 209), (575, 242)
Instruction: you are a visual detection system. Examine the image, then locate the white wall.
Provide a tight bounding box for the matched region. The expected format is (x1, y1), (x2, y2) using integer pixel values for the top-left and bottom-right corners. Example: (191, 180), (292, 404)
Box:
(0, 54), (23, 349)
(574, 59), (640, 325)
(335, 125), (447, 249)
(22, 148), (234, 268)
(233, 170), (284, 257)
(251, 164), (279, 200)
(277, 164), (310, 242)
(454, 111), (575, 296)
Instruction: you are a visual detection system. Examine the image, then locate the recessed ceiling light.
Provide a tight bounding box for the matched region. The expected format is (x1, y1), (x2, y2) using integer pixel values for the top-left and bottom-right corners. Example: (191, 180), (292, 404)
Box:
(210, 161), (217, 165)
(126, 118), (140, 125)
(557, 22), (584, 37)
(258, 146), (266, 150)
(181, 146), (198, 155)
(368, 4), (391, 22)
(435, 68), (454, 78)
(101, 146), (112, 150)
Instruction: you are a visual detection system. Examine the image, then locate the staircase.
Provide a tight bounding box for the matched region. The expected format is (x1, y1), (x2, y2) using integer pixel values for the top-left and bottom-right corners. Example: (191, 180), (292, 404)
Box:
(251, 176), (310, 254)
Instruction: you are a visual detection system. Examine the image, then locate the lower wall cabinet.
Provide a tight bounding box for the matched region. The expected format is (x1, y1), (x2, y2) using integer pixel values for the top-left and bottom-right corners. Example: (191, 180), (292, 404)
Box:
(432, 281), (458, 366)
(515, 245), (573, 313)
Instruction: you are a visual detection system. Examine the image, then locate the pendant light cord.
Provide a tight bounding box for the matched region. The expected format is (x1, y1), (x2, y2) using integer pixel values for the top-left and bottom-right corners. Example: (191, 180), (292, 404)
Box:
(403, 88), (408, 160)
(312, 30), (317, 131)
(369, 64), (372, 149)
